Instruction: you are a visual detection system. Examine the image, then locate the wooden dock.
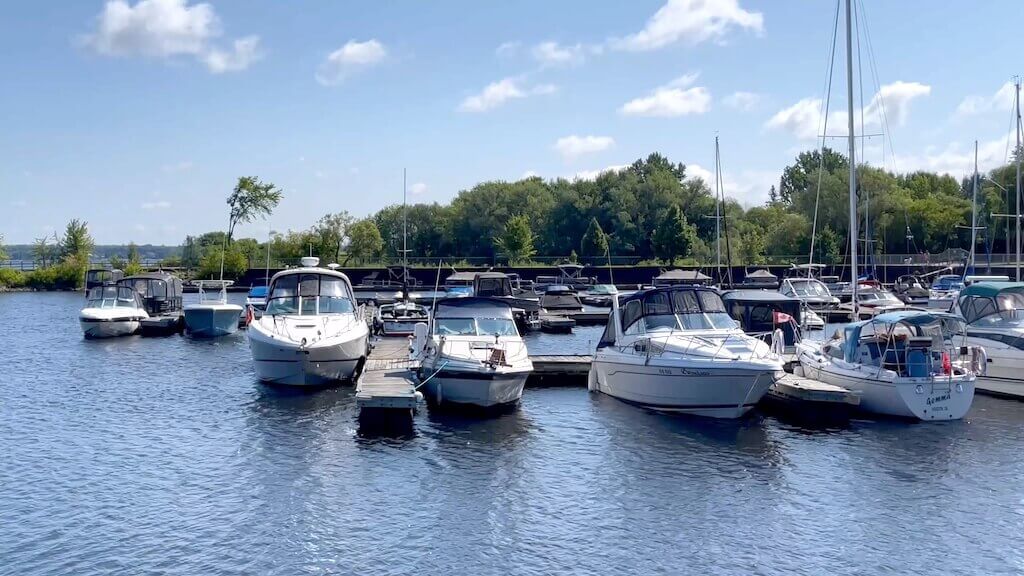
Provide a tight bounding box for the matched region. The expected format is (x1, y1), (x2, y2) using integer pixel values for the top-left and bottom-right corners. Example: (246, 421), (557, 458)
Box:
(529, 354), (593, 378)
(355, 338), (420, 412)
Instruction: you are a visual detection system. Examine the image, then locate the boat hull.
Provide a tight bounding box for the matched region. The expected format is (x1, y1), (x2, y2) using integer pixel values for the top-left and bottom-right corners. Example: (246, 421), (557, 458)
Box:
(79, 318), (141, 338)
(959, 335), (1024, 399)
(249, 330), (367, 386)
(419, 369), (529, 407)
(589, 359), (779, 418)
(184, 305), (242, 337)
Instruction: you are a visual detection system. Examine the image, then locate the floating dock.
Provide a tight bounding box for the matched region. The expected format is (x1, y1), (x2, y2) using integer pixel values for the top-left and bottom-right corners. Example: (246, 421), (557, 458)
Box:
(355, 338), (420, 413)
(762, 371), (861, 421)
(529, 354), (593, 378)
(539, 314), (575, 333)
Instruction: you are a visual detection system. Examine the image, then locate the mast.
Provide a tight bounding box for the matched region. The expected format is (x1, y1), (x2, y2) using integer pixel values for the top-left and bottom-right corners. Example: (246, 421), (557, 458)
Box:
(845, 0), (858, 317)
(1016, 79), (1021, 281)
(971, 140), (978, 271)
(265, 226), (271, 287)
(402, 168), (409, 298)
(718, 137), (735, 287)
(714, 136), (722, 279)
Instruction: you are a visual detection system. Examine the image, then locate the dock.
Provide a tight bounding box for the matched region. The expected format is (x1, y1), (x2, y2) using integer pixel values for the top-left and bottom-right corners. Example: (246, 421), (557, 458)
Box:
(762, 371), (861, 421)
(355, 338), (420, 413)
(529, 354), (593, 379)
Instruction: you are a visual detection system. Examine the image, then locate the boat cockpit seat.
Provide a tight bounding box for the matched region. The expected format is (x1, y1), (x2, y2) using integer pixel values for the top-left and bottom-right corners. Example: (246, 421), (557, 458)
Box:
(906, 349), (929, 378)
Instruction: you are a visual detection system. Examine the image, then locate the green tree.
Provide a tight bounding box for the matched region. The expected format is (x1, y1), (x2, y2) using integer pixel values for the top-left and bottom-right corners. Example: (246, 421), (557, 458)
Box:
(580, 217), (609, 258)
(33, 236), (56, 268)
(60, 219), (94, 263)
(345, 219), (384, 265)
(109, 254), (126, 270)
(651, 205), (695, 262)
(493, 215), (537, 264)
(227, 176), (282, 241)
(198, 245), (247, 280)
(124, 242), (142, 276)
(0, 233), (6, 261)
(312, 212), (353, 264)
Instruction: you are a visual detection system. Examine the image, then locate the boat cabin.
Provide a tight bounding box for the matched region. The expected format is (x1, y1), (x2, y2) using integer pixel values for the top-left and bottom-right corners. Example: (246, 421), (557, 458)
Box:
(780, 277), (835, 302)
(955, 282), (1024, 327)
(722, 290), (802, 347)
(540, 285), (584, 312)
(85, 268), (124, 293)
(653, 269), (712, 287)
(742, 269), (779, 289)
(473, 272), (515, 298)
(822, 312), (958, 377)
(85, 285), (144, 310)
(598, 286), (738, 347)
(264, 268), (357, 316)
(431, 297), (519, 337)
(118, 272), (183, 315)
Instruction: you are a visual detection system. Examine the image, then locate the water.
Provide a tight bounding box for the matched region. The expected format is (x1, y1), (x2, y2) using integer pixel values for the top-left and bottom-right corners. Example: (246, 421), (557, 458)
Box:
(3, 292), (1024, 575)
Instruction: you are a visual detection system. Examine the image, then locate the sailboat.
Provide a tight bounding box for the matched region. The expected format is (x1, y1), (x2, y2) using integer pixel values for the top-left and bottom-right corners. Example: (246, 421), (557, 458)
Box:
(184, 228), (243, 338)
(795, 0), (978, 420)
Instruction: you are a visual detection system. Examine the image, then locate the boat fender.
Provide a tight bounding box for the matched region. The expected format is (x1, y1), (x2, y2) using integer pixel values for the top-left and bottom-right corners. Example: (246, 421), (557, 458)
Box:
(245, 305), (254, 325)
(771, 329), (785, 356)
(971, 346), (988, 376)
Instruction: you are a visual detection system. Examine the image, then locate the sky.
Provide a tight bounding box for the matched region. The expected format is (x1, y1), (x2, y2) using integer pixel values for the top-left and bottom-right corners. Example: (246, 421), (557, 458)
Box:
(2, 0), (1024, 245)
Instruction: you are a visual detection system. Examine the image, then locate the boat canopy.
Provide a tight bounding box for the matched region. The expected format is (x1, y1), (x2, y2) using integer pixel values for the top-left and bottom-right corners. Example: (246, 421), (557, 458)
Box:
(654, 269), (711, 283)
(445, 271), (478, 285)
(433, 297), (514, 320)
(840, 311), (945, 363)
(248, 286), (268, 298)
(744, 269), (778, 281)
(599, 286), (735, 347)
(956, 282), (1024, 324)
(265, 269), (356, 315)
(473, 272), (515, 298)
(86, 285), (143, 308)
(958, 282), (1024, 299)
(723, 290), (802, 345)
(118, 273), (183, 314)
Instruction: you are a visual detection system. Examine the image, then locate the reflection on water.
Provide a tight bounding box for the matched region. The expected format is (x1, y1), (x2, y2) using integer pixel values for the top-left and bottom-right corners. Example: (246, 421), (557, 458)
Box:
(2, 292), (1024, 575)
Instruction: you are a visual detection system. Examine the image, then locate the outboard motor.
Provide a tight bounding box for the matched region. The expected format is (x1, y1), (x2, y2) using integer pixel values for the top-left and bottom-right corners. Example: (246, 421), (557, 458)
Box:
(410, 322), (429, 360)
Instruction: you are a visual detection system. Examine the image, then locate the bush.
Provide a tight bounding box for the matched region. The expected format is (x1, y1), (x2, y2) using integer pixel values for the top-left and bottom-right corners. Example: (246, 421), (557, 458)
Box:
(0, 268), (25, 288)
(24, 261), (86, 290)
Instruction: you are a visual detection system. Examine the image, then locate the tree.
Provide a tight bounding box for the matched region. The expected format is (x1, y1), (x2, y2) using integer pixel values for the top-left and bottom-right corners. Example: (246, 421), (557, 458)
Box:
(312, 212), (353, 264)
(33, 236), (56, 268)
(124, 242), (142, 276)
(227, 176), (282, 241)
(60, 219), (94, 263)
(109, 255), (126, 270)
(345, 219), (383, 265)
(198, 245), (247, 280)
(493, 214), (537, 264)
(651, 205), (695, 262)
(0, 233), (6, 261)
(580, 217), (609, 258)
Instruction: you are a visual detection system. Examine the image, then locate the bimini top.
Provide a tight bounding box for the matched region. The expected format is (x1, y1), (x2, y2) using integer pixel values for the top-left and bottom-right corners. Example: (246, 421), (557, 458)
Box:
(433, 297), (514, 320)
(744, 269), (778, 280)
(655, 269), (711, 282)
(722, 290), (799, 304)
(119, 273), (184, 297)
(840, 310), (946, 362)
(445, 271), (478, 284)
(958, 282), (1024, 299)
(269, 265), (353, 287)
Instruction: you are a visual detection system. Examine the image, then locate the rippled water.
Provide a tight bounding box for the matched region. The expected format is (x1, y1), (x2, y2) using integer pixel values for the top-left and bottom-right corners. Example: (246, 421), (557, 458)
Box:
(3, 291), (1024, 575)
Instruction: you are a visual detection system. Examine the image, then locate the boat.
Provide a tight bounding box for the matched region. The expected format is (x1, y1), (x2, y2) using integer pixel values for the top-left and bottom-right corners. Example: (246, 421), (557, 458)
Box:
(949, 282), (1024, 399)
(580, 284), (619, 307)
(247, 257), (370, 386)
(534, 264), (597, 293)
(838, 287), (905, 320)
(85, 268), (123, 292)
(245, 285), (268, 310)
(374, 300), (430, 336)
(796, 311), (979, 420)
(183, 280), (243, 338)
(652, 269), (712, 287)
(588, 285), (784, 418)
(472, 272), (541, 331)
(928, 274), (964, 310)
(443, 271), (476, 297)
(117, 272), (184, 335)
(539, 285), (584, 313)
(722, 290), (803, 357)
(893, 275), (930, 306)
(741, 269), (779, 289)
(778, 276), (835, 329)
(413, 297), (533, 407)
(79, 284), (148, 338)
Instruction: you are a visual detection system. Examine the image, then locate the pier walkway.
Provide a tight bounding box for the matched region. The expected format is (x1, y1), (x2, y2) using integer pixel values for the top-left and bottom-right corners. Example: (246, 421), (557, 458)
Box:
(355, 338), (419, 413)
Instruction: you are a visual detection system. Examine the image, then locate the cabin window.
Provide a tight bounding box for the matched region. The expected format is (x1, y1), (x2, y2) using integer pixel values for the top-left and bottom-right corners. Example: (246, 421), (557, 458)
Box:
(477, 318), (518, 337)
(670, 290), (701, 314)
(436, 318), (476, 336)
(621, 300), (643, 333)
(319, 276), (355, 313)
(597, 315), (617, 348)
(699, 291), (726, 313)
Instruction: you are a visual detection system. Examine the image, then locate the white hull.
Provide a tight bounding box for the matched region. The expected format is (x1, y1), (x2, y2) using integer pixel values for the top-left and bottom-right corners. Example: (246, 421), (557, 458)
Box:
(419, 368), (529, 407)
(248, 315), (369, 386)
(959, 334), (1024, 399)
(184, 304), (242, 337)
(799, 353), (975, 420)
(79, 318), (141, 338)
(589, 358), (779, 418)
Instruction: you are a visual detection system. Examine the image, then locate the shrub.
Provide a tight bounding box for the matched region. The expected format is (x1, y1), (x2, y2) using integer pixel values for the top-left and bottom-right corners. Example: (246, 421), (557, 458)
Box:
(0, 268), (25, 288)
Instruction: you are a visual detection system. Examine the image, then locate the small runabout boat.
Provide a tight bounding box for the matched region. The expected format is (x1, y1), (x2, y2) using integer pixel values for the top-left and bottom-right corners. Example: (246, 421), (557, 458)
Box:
(580, 284), (619, 307)
(588, 285), (784, 418)
(413, 297), (533, 408)
(247, 257), (369, 386)
(796, 310), (982, 420)
(184, 280), (243, 338)
(245, 285), (268, 311)
(79, 284), (148, 339)
(374, 300), (430, 336)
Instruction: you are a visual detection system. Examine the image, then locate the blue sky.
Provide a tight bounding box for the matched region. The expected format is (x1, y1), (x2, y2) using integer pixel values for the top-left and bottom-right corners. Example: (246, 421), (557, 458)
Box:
(2, 0), (1023, 244)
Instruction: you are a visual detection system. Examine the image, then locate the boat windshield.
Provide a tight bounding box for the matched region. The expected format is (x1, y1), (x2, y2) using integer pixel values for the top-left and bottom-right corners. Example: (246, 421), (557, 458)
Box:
(86, 286), (139, 308)
(933, 276), (963, 291)
(266, 273), (355, 315)
(435, 317), (518, 337)
(787, 279), (829, 297)
(590, 284), (617, 295)
(969, 292), (1024, 327)
(622, 289), (738, 334)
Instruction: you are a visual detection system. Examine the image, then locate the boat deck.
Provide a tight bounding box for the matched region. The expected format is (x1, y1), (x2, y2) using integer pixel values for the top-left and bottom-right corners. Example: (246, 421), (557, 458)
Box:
(355, 338), (419, 412)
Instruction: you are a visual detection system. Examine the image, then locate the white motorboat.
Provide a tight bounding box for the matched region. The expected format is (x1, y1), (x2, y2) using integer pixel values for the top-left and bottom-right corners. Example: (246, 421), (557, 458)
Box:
(928, 274), (964, 310)
(374, 300), (430, 336)
(588, 286), (784, 418)
(838, 287), (905, 320)
(949, 282), (1024, 399)
(79, 285), (148, 338)
(779, 277), (837, 328)
(184, 280), (243, 337)
(796, 311), (981, 420)
(247, 257), (370, 386)
(245, 285), (268, 311)
(413, 297), (533, 407)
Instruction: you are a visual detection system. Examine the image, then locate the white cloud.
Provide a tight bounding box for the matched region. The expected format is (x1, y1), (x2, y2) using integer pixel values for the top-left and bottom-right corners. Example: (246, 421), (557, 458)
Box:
(141, 200), (172, 209)
(620, 73), (710, 117)
(83, 0), (261, 73)
(496, 41), (521, 57)
(133, 224), (146, 232)
(409, 182), (428, 195)
(894, 137), (1011, 177)
(612, 0), (763, 51)
(554, 135), (615, 160)
(724, 91), (760, 111)
(574, 164), (629, 181)
(862, 81), (930, 125)
(689, 163), (778, 207)
(459, 77), (556, 112)
(765, 82), (930, 140)
(161, 160), (193, 172)
(202, 36), (261, 74)
(764, 97), (822, 140)
(532, 41), (586, 66)
(316, 39), (387, 86)
(955, 82), (1015, 118)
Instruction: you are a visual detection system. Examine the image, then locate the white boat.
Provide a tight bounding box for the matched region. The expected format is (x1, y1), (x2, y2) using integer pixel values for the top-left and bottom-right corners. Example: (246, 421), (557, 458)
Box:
(838, 287), (905, 320)
(374, 300), (430, 336)
(588, 286), (784, 418)
(779, 277), (837, 329)
(796, 311), (980, 420)
(928, 274), (964, 310)
(79, 285), (149, 338)
(413, 297), (533, 407)
(949, 282), (1024, 399)
(184, 280), (243, 337)
(247, 257), (370, 386)
(245, 285), (268, 310)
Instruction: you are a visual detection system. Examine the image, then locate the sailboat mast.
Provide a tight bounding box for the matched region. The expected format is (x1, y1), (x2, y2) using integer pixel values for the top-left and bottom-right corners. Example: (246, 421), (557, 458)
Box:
(714, 137), (722, 279)
(845, 0), (858, 316)
(403, 168), (408, 270)
(971, 140), (978, 271)
(1016, 80), (1021, 281)
(265, 226), (271, 287)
